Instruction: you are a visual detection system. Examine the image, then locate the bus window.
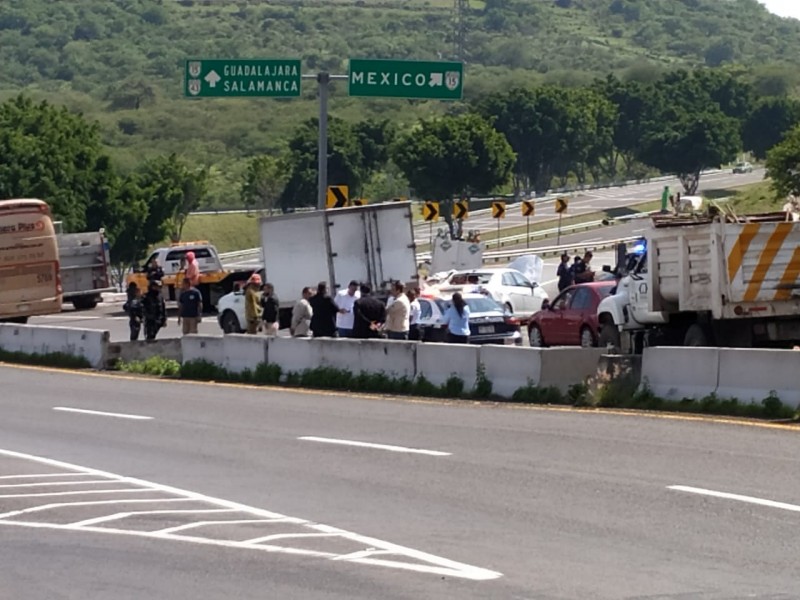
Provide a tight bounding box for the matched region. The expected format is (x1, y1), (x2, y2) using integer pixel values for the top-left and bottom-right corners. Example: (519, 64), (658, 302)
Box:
(0, 199), (62, 322)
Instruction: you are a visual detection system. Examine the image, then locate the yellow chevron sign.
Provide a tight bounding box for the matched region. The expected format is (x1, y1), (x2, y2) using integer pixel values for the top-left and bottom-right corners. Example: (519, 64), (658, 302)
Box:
(326, 185), (349, 208)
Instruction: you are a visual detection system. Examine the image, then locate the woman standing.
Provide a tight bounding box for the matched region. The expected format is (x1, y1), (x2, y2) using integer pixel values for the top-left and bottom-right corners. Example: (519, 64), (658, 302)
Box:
(442, 292), (470, 344)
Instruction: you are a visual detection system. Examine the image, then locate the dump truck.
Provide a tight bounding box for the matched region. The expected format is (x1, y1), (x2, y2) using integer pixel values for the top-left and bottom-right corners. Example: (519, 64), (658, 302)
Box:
(57, 230), (115, 310)
(597, 211), (800, 352)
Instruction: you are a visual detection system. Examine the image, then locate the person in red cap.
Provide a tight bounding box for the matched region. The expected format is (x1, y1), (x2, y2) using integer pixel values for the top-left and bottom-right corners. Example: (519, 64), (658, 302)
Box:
(244, 273), (263, 334)
(185, 251), (200, 288)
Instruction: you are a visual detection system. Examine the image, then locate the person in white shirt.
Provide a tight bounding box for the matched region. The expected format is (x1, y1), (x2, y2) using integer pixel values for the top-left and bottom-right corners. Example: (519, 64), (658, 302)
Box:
(334, 280), (360, 338)
(407, 288), (422, 341)
(385, 281), (410, 340)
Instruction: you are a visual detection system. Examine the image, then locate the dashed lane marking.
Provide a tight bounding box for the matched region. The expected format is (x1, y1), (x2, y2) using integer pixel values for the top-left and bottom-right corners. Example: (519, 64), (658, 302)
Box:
(0, 448), (501, 581)
(298, 436), (451, 456)
(53, 407), (153, 420)
(668, 485), (800, 513)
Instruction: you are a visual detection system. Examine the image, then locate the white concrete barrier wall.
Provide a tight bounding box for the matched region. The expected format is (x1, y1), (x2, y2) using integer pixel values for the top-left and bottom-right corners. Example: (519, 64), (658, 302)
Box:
(311, 338), (417, 379)
(0, 324), (108, 369)
(181, 335), (225, 368)
(223, 335), (268, 374)
(716, 348), (800, 406)
(539, 348), (605, 391)
(641, 347), (719, 400)
(416, 342), (480, 388)
(480, 345), (542, 398)
(267, 336), (320, 374)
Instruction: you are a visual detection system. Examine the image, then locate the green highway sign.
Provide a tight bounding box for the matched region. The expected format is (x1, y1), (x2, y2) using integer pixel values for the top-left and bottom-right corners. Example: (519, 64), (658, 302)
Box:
(348, 59), (463, 100)
(184, 59), (301, 98)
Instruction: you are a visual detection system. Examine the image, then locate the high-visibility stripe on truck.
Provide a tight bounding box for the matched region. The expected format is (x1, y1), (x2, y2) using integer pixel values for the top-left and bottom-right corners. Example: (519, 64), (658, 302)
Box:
(724, 221), (800, 303)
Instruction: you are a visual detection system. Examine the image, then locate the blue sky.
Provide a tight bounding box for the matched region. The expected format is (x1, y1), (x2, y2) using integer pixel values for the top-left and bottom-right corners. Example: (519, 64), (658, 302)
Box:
(760, 0), (800, 19)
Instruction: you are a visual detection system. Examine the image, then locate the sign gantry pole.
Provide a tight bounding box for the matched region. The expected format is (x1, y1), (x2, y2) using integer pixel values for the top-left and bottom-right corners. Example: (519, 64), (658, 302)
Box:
(317, 72), (329, 211)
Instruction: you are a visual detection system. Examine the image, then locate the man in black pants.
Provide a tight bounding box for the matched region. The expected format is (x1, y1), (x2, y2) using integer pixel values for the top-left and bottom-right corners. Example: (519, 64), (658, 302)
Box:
(353, 284), (386, 339)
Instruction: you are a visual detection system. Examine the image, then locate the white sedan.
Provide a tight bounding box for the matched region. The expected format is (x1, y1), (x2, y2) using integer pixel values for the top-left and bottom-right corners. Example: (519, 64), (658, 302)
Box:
(217, 289), (246, 333)
(436, 267), (548, 319)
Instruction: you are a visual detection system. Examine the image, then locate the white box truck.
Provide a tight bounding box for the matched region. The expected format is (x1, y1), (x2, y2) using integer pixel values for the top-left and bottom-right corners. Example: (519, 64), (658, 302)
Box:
(597, 212), (800, 352)
(215, 202), (418, 333)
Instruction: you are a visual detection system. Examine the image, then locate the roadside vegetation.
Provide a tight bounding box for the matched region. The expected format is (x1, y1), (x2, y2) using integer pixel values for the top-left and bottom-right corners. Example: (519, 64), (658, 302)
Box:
(112, 357), (798, 422)
(0, 349), (91, 370)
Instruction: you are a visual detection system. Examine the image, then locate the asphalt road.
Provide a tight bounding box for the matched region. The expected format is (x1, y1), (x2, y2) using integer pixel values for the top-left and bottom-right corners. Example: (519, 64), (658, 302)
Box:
(413, 169), (765, 242)
(2, 366), (800, 599)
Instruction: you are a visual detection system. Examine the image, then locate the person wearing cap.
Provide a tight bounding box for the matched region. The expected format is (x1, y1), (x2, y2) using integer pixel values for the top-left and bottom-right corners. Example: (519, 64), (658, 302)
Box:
(334, 280), (360, 338)
(185, 251), (200, 288)
(244, 274), (263, 334)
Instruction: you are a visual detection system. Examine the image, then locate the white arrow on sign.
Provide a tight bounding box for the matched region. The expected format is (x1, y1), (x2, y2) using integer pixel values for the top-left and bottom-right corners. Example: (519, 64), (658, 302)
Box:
(429, 72), (443, 87)
(204, 70), (221, 88)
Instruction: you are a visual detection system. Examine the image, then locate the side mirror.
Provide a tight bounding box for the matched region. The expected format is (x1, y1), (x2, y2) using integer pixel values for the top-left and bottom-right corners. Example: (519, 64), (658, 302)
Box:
(541, 299), (550, 311)
(602, 265), (612, 273)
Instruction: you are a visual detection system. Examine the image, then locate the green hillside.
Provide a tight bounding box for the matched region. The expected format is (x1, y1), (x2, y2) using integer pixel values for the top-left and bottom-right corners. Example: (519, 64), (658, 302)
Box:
(1, 0), (798, 205)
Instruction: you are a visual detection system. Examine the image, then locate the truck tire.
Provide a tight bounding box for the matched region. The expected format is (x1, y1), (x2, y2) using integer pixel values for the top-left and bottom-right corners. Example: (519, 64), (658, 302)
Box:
(684, 323), (711, 347)
(599, 323), (621, 353)
(71, 296), (98, 311)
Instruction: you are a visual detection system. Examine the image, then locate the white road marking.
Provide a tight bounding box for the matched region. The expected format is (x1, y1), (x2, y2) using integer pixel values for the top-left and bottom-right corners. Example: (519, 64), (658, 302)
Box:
(298, 436), (451, 456)
(243, 532), (340, 544)
(668, 485), (800, 513)
(0, 488), (154, 499)
(156, 518), (296, 535)
(53, 407), (153, 420)
(0, 448), (500, 581)
(0, 479), (117, 489)
(0, 473), (88, 480)
(69, 508), (237, 528)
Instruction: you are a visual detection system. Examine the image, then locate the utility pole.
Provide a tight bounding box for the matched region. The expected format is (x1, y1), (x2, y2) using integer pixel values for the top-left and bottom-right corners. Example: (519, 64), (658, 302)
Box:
(453, 0), (469, 62)
(316, 72), (329, 211)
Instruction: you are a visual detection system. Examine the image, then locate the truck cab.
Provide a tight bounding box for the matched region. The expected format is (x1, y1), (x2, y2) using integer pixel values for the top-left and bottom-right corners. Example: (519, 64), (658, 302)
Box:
(597, 240), (668, 352)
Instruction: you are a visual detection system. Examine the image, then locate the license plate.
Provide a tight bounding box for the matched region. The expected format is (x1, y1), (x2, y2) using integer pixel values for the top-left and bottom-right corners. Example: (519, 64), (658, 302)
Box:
(478, 325), (494, 334)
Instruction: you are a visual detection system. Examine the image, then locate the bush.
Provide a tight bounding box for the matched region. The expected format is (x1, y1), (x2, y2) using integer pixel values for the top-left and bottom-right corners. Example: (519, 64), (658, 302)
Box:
(443, 375), (465, 398)
(512, 383), (564, 405)
(180, 359), (233, 381)
(0, 348), (91, 369)
(119, 356), (180, 377)
(472, 364), (493, 399)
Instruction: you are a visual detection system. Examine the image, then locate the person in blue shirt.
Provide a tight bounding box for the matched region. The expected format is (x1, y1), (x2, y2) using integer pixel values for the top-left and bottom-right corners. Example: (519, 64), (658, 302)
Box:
(442, 292), (470, 344)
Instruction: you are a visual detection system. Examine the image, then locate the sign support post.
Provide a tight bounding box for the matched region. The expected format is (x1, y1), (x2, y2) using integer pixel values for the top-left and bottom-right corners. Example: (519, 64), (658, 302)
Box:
(317, 72), (329, 211)
(557, 212), (563, 245)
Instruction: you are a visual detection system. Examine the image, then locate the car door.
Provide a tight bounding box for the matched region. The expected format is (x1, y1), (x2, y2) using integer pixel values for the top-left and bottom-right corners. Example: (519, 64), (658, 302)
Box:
(502, 271), (532, 316)
(543, 289), (573, 345)
(562, 287), (592, 345)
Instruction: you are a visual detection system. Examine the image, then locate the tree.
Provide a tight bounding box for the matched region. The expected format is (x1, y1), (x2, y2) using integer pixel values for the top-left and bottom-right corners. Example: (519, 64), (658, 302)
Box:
(743, 97), (800, 160)
(0, 95), (117, 233)
(280, 118), (365, 210)
(136, 154), (207, 243)
(640, 107), (741, 194)
(240, 154), (289, 214)
(392, 113), (515, 236)
(766, 125), (800, 199)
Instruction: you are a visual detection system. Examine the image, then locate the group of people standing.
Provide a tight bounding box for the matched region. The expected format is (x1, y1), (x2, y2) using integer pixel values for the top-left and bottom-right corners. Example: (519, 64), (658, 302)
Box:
(241, 276), (423, 340)
(124, 252), (204, 341)
(556, 251), (595, 292)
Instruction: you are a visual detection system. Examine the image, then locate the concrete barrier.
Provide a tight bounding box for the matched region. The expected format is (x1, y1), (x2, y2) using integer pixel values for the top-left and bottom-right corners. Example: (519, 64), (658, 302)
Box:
(480, 345), (542, 398)
(108, 339), (182, 366)
(311, 338), (417, 379)
(539, 348), (605, 391)
(181, 335), (225, 368)
(0, 323), (108, 369)
(267, 336), (319, 374)
(416, 342), (480, 388)
(716, 348), (800, 406)
(641, 347), (720, 399)
(223, 334), (268, 374)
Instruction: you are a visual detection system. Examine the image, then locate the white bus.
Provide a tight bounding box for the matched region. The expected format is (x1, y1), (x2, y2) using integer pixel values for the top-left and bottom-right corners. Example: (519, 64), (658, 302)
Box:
(0, 199), (62, 323)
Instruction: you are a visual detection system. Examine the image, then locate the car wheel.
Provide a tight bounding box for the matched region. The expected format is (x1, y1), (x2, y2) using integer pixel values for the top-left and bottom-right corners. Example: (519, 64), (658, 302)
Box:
(528, 324), (545, 347)
(580, 326), (596, 348)
(598, 323), (621, 353)
(220, 310), (242, 334)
